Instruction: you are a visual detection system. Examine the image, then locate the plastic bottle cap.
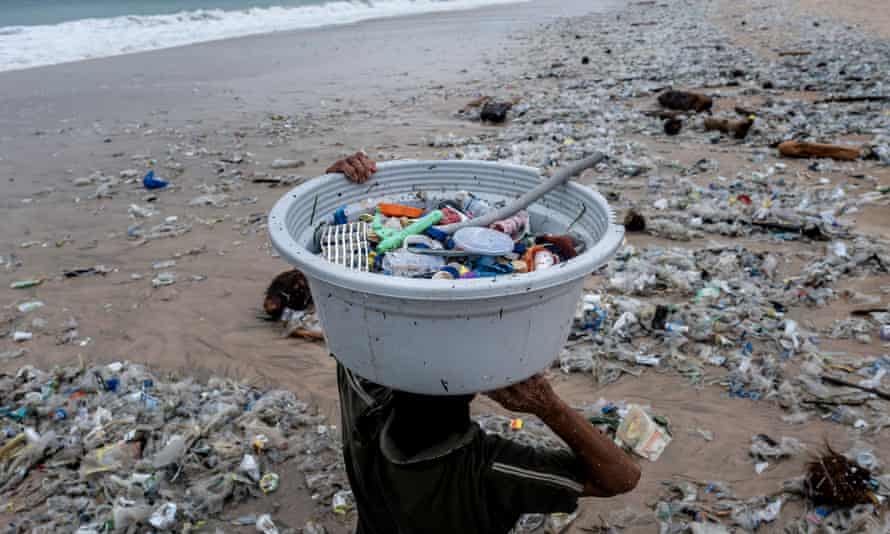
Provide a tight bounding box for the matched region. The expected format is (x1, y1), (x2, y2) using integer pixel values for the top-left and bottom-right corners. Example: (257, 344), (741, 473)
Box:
(452, 227), (514, 256)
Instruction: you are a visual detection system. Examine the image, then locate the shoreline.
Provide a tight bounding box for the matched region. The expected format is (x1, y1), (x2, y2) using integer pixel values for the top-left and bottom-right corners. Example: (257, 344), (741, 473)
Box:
(0, 0), (599, 137)
(0, 0), (536, 74)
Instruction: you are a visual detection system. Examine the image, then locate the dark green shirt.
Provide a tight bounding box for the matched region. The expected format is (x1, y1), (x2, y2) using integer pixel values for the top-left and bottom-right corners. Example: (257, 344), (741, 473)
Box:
(337, 364), (584, 534)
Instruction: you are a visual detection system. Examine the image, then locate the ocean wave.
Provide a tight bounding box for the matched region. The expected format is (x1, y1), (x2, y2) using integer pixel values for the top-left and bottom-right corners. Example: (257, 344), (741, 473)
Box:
(0, 0), (525, 73)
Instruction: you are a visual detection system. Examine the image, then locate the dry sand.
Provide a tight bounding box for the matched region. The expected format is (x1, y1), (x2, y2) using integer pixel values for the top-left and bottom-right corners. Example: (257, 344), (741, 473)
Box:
(793, 0), (890, 39)
(1, 0), (889, 532)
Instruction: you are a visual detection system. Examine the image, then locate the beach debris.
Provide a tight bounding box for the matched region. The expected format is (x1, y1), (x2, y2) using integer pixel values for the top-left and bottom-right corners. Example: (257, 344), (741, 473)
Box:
(623, 210), (646, 232)
(283, 309), (324, 340)
(189, 193), (230, 207)
(128, 203), (156, 218)
(142, 170), (169, 190)
(0, 361), (340, 532)
(657, 90), (713, 112)
(703, 116), (754, 139)
(332, 489), (354, 514)
(264, 269), (313, 319)
(149, 503), (178, 529)
(9, 279), (42, 289)
(64, 265), (111, 278)
(805, 444), (874, 507)
(256, 514), (280, 534)
(270, 159), (305, 170)
(749, 434), (804, 461)
(462, 95), (492, 111)
(663, 118), (683, 136)
(259, 473), (280, 494)
(151, 260), (176, 270)
(151, 271), (176, 288)
(480, 101), (513, 123)
(821, 374), (890, 401)
(17, 300), (45, 313)
(12, 331), (33, 342)
(616, 405), (672, 461)
(778, 141), (860, 161)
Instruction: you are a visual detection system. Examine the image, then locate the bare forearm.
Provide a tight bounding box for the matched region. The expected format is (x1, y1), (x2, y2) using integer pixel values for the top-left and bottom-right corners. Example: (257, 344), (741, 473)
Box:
(539, 396), (640, 496)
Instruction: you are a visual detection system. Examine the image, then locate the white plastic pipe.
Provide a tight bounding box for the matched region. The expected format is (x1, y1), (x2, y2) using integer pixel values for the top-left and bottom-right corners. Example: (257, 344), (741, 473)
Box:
(438, 152), (606, 234)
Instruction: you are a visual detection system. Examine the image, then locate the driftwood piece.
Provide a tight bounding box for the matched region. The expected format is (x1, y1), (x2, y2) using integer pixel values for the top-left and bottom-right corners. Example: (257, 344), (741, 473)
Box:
(778, 141), (860, 161)
(821, 374), (890, 401)
(815, 95), (890, 104)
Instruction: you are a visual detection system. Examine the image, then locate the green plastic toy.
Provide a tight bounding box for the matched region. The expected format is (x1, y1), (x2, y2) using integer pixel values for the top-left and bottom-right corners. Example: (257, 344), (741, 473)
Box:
(373, 209), (443, 253)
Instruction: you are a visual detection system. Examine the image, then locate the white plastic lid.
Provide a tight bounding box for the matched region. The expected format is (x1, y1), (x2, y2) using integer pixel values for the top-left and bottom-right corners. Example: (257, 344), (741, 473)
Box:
(452, 227), (514, 256)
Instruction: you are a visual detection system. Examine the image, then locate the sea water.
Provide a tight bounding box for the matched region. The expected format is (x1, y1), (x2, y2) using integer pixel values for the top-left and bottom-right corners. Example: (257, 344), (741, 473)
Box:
(0, 0), (526, 72)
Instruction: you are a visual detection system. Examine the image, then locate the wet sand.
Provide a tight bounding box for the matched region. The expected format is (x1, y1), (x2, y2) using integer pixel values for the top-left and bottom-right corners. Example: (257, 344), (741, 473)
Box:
(2, 0), (890, 531)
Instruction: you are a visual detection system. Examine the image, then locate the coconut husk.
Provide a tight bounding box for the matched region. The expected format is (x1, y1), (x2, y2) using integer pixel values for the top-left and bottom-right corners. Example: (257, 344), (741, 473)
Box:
(658, 90), (713, 113)
(805, 443), (874, 508)
(264, 269), (313, 319)
(704, 116), (754, 140)
(624, 210), (647, 232)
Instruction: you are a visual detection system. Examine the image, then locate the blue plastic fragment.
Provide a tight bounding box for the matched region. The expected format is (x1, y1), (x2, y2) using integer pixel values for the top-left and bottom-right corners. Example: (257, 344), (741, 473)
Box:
(142, 392), (159, 410)
(105, 377), (120, 392)
(425, 227), (448, 243)
(729, 381), (761, 400)
(333, 207), (348, 225)
(439, 266), (460, 279)
(142, 170), (169, 190)
(474, 256), (513, 275)
(2, 406), (28, 421)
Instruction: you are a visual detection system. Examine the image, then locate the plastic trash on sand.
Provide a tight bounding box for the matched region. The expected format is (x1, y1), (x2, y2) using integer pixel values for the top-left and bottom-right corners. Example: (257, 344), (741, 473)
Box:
(256, 513), (280, 534)
(149, 502), (177, 529)
(616, 404), (672, 461)
(142, 170), (169, 190)
(749, 434), (804, 461)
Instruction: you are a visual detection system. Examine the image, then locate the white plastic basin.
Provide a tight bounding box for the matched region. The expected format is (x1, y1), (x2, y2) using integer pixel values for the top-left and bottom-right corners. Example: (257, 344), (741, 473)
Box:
(268, 160), (623, 394)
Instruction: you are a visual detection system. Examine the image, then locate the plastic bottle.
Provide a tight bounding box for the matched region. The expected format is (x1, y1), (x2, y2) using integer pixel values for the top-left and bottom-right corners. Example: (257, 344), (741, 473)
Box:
(456, 192), (491, 218)
(382, 251), (445, 277)
(490, 211), (529, 239)
(665, 322), (688, 334)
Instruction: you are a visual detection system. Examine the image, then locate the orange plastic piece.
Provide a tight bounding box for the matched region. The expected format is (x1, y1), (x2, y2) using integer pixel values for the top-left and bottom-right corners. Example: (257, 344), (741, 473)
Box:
(378, 203), (425, 218)
(510, 418), (523, 430)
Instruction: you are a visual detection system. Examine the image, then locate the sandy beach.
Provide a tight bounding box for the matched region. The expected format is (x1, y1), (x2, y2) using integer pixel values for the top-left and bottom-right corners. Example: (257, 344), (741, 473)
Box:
(2, 0), (890, 531)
